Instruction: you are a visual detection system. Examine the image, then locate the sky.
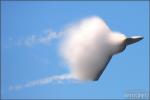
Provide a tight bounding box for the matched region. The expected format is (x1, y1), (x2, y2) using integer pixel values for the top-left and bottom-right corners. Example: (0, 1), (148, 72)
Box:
(1, 1), (149, 99)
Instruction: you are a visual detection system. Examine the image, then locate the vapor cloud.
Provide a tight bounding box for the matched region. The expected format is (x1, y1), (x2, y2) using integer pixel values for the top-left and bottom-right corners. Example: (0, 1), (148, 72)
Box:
(10, 16), (112, 90)
(60, 16), (111, 80)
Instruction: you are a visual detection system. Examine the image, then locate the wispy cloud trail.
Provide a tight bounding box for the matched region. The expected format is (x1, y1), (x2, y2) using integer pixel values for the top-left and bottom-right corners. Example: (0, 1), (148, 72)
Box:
(9, 73), (78, 91)
(23, 30), (60, 46)
(6, 29), (61, 48)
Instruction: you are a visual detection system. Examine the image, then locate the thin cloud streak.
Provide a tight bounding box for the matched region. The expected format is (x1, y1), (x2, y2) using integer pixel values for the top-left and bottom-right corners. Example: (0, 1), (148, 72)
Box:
(9, 73), (78, 91)
(23, 30), (60, 47)
(6, 29), (61, 47)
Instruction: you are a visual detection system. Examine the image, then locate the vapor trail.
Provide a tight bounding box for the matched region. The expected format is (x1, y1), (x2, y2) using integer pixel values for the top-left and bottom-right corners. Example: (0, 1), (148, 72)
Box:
(9, 73), (77, 91)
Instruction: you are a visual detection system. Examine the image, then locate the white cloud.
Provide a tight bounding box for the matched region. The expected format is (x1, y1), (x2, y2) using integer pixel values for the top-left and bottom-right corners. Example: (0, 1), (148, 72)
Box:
(9, 16), (113, 91)
(60, 16), (111, 81)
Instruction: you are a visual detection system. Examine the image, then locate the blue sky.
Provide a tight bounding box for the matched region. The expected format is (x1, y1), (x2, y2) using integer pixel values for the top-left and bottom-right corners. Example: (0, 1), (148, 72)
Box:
(1, 1), (149, 99)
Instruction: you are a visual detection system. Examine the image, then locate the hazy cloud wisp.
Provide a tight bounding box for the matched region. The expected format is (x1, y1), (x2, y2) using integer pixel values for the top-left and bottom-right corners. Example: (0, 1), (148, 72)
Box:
(9, 73), (77, 91)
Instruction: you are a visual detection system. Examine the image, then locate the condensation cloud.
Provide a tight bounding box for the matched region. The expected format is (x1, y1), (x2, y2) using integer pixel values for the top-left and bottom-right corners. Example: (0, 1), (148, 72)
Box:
(10, 16), (142, 91)
(60, 16), (114, 81)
